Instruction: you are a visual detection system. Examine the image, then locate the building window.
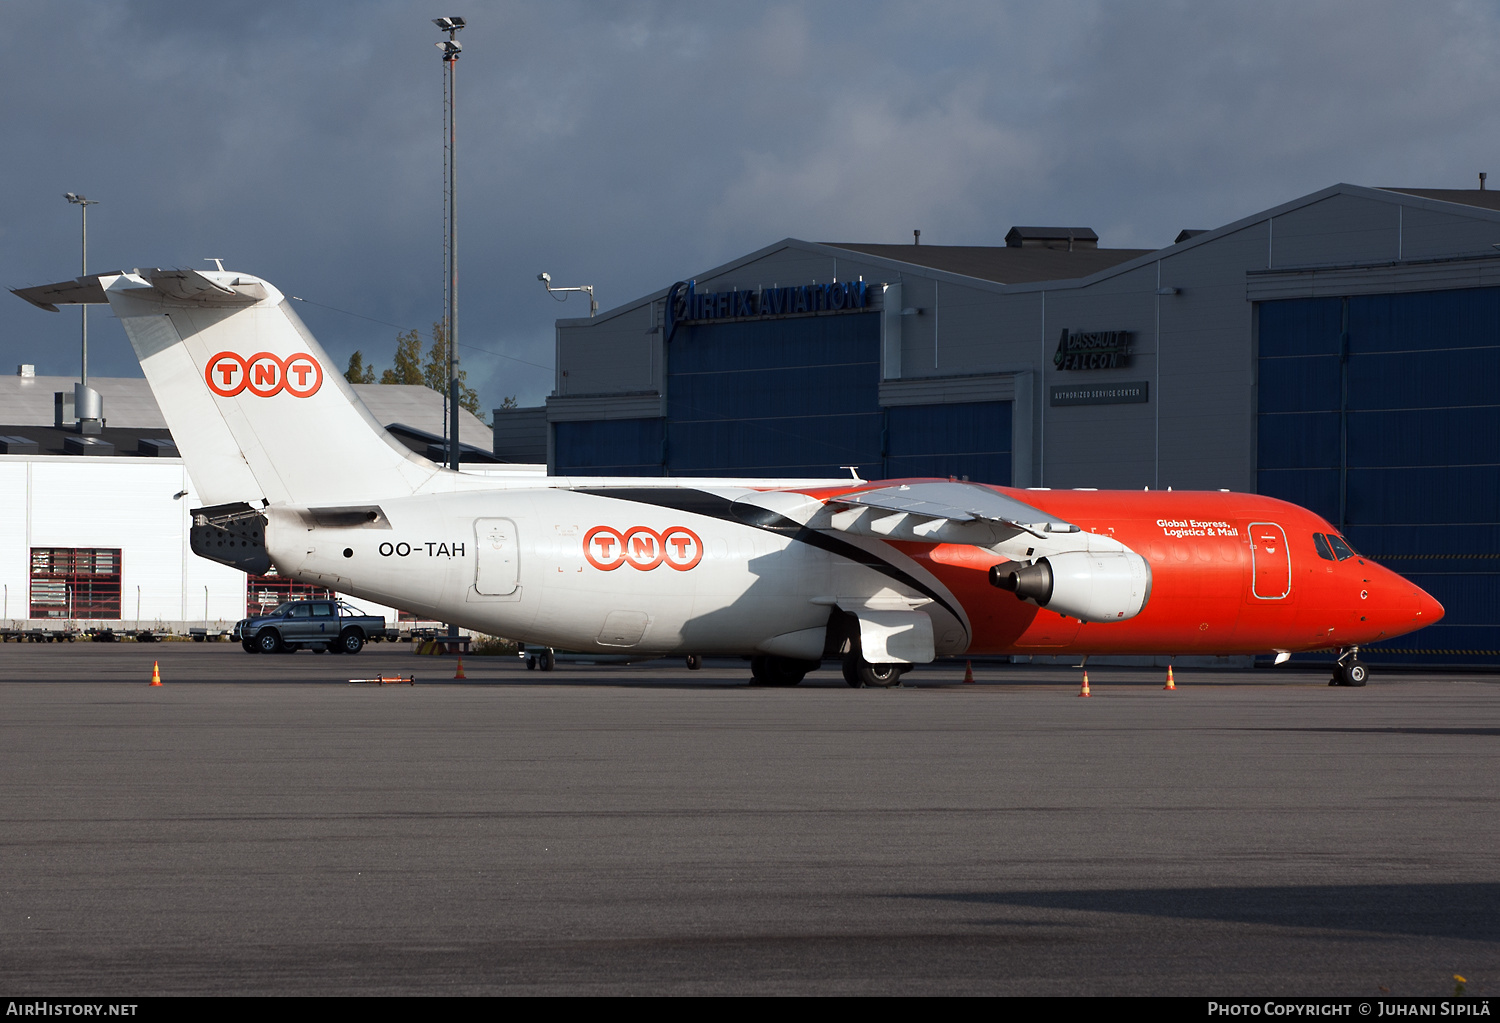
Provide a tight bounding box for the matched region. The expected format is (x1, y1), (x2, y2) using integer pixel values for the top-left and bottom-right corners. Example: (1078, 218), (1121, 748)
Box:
(30, 548), (122, 619)
(245, 574), (335, 616)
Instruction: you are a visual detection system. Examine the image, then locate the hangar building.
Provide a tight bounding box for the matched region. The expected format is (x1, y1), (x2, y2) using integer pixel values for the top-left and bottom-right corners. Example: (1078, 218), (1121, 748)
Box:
(497, 182), (1500, 667)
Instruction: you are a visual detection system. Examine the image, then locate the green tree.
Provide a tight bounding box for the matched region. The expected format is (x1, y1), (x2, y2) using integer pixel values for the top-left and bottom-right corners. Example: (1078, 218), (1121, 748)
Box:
(499, 395), (518, 410)
(379, 328), (425, 385)
(343, 350), (376, 384)
(422, 321), (486, 424)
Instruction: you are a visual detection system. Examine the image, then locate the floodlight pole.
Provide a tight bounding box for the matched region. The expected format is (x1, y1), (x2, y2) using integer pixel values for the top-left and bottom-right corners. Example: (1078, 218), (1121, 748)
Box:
(65, 194), (98, 387)
(435, 17), (465, 646)
(435, 18), (464, 473)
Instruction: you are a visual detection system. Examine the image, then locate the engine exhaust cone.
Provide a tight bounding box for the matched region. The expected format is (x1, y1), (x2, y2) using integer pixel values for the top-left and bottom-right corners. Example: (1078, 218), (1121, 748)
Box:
(989, 559), (1054, 605)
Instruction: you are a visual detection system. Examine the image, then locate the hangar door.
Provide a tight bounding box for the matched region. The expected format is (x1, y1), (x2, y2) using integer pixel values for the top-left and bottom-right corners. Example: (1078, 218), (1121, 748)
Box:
(885, 402), (1012, 485)
(475, 518), (519, 595)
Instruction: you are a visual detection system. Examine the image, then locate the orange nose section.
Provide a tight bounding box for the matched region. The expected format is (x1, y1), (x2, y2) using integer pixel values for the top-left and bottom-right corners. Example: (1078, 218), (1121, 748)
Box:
(1414, 585), (1445, 625)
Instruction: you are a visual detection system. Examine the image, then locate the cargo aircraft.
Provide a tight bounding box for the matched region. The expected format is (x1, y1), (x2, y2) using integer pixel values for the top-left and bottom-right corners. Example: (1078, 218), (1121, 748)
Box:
(15, 268), (1443, 687)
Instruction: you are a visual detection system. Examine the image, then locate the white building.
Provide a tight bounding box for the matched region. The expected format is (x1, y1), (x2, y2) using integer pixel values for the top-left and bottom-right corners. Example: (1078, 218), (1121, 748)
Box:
(0, 370), (539, 634)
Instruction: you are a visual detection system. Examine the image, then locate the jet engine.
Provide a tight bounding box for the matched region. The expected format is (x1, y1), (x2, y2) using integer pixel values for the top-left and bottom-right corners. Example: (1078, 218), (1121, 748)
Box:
(989, 550), (1152, 623)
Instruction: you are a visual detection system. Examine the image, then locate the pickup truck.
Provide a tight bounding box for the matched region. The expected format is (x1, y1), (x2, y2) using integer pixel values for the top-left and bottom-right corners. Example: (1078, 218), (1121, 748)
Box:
(234, 599), (391, 654)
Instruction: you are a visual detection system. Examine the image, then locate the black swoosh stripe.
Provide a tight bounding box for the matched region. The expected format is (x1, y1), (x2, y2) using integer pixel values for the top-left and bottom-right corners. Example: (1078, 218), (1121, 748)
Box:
(574, 487), (968, 633)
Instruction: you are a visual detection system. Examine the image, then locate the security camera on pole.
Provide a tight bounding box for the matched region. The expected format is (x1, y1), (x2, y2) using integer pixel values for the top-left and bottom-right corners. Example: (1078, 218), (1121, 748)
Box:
(537, 271), (598, 317)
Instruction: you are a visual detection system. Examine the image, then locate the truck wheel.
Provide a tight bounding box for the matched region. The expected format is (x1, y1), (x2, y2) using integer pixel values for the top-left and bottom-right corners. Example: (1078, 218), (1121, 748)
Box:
(256, 630), (282, 654)
(241, 639), (256, 653)
(339, 629), (364, 654)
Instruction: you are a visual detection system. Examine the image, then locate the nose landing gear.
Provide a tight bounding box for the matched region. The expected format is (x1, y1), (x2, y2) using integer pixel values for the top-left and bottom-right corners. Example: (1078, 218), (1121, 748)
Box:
(1330, 647), (1368, 687)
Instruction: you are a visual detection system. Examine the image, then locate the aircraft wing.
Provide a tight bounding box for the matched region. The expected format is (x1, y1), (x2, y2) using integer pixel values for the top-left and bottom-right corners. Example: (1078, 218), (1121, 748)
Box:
(828, 481), (1077, 536)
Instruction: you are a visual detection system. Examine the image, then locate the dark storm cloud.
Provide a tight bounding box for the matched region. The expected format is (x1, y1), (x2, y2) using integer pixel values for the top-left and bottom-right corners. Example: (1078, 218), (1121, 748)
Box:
(4, 1), (1499, 410)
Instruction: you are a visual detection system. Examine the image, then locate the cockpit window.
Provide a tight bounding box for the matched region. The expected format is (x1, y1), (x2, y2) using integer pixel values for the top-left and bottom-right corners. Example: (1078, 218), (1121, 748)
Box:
(1313, 533), (1335, 561)
(1328, 534), (1356, 561)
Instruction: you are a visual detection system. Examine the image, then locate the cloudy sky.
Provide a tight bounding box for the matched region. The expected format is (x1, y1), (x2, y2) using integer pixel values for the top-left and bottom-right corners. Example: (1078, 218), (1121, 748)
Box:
(4, 1), (1498, 411)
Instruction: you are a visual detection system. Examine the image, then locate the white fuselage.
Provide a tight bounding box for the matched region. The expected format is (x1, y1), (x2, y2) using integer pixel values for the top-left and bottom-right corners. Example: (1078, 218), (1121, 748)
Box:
(269, 485), (971, 658)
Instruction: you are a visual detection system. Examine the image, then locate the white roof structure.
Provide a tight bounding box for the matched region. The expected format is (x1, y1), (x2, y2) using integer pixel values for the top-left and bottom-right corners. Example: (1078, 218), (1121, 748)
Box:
(0, 372), (493, 448)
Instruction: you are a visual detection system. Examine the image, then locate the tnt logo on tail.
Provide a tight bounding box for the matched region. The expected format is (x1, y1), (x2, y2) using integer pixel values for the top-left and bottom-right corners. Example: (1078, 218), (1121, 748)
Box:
(206, 351), (323, 398)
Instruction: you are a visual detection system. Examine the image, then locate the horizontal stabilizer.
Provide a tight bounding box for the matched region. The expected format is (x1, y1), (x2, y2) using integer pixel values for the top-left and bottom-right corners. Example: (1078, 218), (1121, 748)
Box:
(12, 275), (116, 311)
(12, 268), (262, 312)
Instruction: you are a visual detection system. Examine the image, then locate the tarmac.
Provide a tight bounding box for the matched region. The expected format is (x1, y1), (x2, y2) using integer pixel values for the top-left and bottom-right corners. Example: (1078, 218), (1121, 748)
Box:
(1, 643), (1496, 995)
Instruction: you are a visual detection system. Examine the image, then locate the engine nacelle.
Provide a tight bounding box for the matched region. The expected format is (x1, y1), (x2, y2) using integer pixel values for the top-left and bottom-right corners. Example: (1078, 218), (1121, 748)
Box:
(989, 550), (1152, 623)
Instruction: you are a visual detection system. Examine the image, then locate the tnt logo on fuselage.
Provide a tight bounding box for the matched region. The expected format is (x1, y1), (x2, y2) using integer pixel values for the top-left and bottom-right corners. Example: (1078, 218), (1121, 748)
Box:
(584, 526), (703, 571)
(205, 352), (323, 398)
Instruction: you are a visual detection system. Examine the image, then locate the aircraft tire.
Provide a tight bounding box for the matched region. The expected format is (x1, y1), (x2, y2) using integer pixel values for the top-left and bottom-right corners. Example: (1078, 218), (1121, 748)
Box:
(841, 655), (863, 688)
(539, 649), (555, 672)
(1345, 660), (1368, 686)
(685, 654), (703, 671)
(857, 661), (903, 688)
(256, 629), (283, 654)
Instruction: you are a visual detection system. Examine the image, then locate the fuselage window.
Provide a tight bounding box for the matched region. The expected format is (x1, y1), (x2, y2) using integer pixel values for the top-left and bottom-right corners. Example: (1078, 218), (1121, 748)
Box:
(1328, 535), (1356, 561)
(1313, 533), (1335, 561)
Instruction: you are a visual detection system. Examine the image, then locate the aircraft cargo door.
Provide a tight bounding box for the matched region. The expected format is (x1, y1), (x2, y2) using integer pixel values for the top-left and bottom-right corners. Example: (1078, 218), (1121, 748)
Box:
(1248, 521), (1291, 599)
(475, 518), (519, 596)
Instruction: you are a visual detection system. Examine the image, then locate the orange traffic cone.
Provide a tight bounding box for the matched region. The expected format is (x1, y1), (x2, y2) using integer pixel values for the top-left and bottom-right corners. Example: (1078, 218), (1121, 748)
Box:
(1078, 670), (1091, 697)
(150, 661), (161, 686)
(963, 660), (975, 684)
(1164, 665), (1176, 690)
(453, 657), (466, 680)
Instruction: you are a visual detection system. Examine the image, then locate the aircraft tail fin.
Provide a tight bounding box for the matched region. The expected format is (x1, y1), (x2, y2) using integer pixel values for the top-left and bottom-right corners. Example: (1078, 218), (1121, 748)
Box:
(14, 269), (440, 508)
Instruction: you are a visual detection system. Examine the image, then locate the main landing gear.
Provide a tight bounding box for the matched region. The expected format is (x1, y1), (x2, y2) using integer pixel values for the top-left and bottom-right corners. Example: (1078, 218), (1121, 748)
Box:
(841, 653), (904, 689)
(1330, 647), (1368, 687)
